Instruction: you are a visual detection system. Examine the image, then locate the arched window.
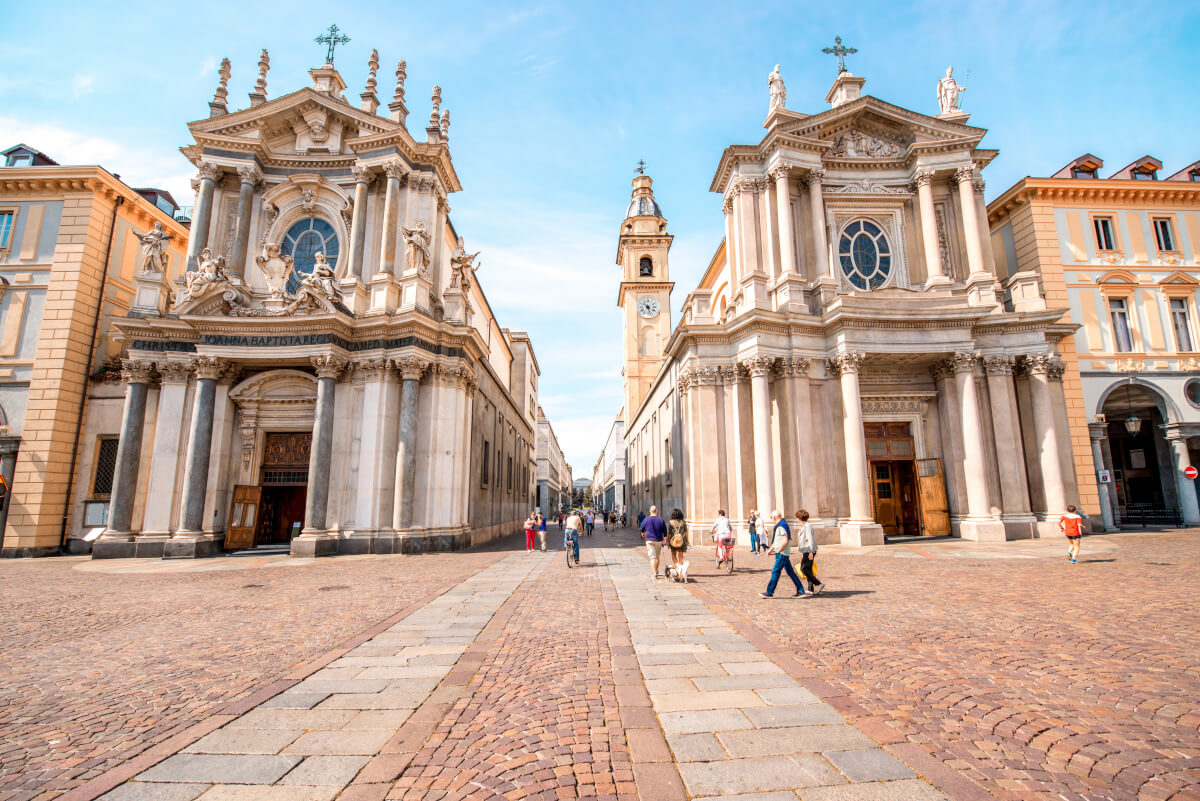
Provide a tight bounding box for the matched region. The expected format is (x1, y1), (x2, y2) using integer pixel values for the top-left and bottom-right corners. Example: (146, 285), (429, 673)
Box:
(639, 256), (653, 277)
(838, 220), (892, 290)
(281, 217), (340, 294)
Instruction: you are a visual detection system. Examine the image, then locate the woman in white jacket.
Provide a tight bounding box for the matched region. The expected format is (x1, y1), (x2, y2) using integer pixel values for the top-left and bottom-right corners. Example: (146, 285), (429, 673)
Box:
(794, 509), (825, 595)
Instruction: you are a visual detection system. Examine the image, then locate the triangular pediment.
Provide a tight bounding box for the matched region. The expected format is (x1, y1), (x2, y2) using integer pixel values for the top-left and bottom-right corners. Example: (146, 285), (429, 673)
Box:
(777, 96), (986, 153)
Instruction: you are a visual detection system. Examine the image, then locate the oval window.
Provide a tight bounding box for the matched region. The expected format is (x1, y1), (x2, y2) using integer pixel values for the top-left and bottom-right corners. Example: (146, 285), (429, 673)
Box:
(1185, 378), (1200, 408)
(282, 218), (340, 294)
(838, 220), (892, 290)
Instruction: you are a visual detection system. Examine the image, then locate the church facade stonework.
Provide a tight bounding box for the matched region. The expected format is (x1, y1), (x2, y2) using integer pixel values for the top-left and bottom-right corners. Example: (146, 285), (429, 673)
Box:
(621, 61), (1083, 546)
(86, 47), (543, 558)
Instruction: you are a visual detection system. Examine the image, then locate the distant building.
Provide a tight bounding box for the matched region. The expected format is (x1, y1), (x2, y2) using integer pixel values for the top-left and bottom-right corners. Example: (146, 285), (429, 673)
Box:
(535, 406), (570, 514)
(989, 154), (1200, 529)
(592, 414), (626, 514)
(0, 146), (189, 555)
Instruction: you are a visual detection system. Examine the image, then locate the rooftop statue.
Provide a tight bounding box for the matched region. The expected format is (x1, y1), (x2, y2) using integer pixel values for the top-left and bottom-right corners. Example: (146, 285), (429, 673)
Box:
(938, 66), (966, 114)
(768, 64), (786, 111)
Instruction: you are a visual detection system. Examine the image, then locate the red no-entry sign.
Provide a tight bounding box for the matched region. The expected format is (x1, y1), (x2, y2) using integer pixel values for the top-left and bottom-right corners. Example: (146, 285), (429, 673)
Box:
(1186, 466), (1198, 480)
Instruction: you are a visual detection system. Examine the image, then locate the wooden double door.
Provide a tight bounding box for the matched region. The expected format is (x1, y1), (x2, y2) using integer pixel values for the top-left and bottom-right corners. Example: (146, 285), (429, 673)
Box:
(865, 422), (951, 538)
(225, 432), (311, 550)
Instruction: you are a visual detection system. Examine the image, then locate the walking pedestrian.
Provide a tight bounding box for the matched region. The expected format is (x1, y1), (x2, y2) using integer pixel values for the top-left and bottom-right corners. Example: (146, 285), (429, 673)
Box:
(666, 508), (689, 581)
(1060, 504), (1083, 563)
(538, 512), (548, 552)
(747, 510), (759, 554)
(795, 509), (824, 595)
(637, 511), (645, 529)
(524, 512), (537, 553)
(760, 510), (804, 598)
(586, 510), (595, 536)
(640, 505), (667, 580)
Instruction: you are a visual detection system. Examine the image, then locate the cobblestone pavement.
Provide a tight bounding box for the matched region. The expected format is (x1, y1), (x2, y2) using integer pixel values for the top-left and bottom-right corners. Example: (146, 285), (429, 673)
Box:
(0, 547), (507, 801)
(683, 530), (1200, 801)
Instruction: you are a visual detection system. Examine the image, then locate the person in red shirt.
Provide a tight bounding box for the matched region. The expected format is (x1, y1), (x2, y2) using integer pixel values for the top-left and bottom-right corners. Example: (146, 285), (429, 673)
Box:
(1059, 504), (1083, 563)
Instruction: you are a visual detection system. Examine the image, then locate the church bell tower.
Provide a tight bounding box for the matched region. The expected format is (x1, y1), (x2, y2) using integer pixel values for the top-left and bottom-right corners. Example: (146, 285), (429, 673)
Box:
(617, 170), (673, 420)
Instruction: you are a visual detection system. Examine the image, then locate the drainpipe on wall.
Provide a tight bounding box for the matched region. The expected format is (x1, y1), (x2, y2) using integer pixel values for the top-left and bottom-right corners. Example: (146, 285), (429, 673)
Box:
(59, 193), (124, 553)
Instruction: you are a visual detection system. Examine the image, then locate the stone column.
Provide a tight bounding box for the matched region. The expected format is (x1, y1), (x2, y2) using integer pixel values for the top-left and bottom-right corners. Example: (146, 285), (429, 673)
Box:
(951, 352), (992, 520)
(1024, 355), (1067, 520)
(303, 355), (346, 533)
(984, 356), (1033, 517)
(393, 356), (426, 530)
(377, 160), (404, 276)
(101, 360), (155, 538)
(722, 197), (736, 285)
(804, 169), (829, 278)
(771, 166), (796, 276)
(1165, 431), (1200, 525)
(913, 169), (947, 287)
(349, 165), (373, 281)
(828, 352), (883, 545)
(184, 163), (222, 271)
(743, 356), (777, 517)
(1088, 422), (1116, 530)
(141, 362), (192, 536)
(177, 356), (223, 534)
(955, 165), (986, 277)
(228, 165), (260, 277)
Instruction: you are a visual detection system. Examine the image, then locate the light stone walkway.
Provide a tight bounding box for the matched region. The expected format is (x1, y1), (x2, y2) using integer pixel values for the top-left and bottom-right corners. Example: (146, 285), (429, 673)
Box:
(98, 552), (543, 801)
(604, 547), (949, 801)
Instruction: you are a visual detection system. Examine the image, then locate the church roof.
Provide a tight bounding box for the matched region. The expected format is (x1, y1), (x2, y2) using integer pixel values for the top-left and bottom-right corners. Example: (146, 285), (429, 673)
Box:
(626, 195), (663, 218)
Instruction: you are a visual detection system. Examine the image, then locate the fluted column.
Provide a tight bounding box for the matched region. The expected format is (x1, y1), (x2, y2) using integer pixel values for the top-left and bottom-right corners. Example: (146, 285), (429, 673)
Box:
(804, 169), (829, 279)
(102, 360), (155, 536)
(743, 356), (777, 516)
(1088, 422), (1116, 530)
(178, 356), (224, 533)
(984, 356), (1032, 516)
(772, 166), (796, 275)
(951, 352), (992, 519)
(913, 169), (947, 286)
(228, 165), (260, 277)
(185, 163), (222, 272)
(349, 165), (373, 281)
(377, 160), (404, 276)
(1025, 355), (1067, 518)
(955, 165), (986, 277)
(829, 352), (872, 522)
(303, 355), (347, 532)
(393, 356), (427, 530)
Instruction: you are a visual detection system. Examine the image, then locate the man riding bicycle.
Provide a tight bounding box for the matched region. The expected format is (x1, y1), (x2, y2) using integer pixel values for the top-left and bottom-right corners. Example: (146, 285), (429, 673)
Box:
(564, 509), (583, 564)
(711, 508), (734, 567)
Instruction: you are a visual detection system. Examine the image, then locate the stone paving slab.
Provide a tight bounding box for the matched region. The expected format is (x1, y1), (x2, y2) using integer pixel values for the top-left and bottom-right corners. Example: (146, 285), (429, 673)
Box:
(97, 784), (210, 801)
(139, 754), (302, 784)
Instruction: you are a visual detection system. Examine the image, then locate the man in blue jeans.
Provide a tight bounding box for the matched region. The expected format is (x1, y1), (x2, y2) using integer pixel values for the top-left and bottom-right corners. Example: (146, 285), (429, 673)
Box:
(760, 510), (804, 598)
(640, 505), (667, 580)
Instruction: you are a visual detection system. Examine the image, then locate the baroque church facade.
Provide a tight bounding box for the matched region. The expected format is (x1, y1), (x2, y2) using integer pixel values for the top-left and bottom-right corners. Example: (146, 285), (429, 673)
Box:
(89, 46), (543, 558)
(621, 63), (1085, 546)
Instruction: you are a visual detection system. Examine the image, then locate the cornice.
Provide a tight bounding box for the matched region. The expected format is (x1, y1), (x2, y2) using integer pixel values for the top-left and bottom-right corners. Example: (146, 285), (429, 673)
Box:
(0, 166), (189, 233)
(987, 177), (1200, 222)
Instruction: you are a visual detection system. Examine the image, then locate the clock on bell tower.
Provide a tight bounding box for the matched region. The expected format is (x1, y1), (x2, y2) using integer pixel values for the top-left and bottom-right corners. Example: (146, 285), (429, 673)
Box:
(617, 169), (674, 420)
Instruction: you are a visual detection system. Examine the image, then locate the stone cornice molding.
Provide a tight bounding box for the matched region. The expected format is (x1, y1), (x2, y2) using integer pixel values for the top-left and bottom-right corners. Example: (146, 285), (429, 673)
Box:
(190, 355), (225, 381)
(983, 355), (1016, 376)
(155, 360), (193, 385)
(987, 178), (1200, 223)
(311, 354), (349, 379)
(826, 351), (864, 376)
(120, 359), (156, 384)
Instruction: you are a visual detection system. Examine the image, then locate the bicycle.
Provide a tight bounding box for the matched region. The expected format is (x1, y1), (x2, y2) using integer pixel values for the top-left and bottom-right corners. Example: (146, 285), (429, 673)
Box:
(715, 537), (734, 573)
(564, 530), (580, 568)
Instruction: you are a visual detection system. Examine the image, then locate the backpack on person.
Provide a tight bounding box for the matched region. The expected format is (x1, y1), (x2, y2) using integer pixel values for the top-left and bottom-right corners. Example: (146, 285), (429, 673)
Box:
(669, 520), (687, 549)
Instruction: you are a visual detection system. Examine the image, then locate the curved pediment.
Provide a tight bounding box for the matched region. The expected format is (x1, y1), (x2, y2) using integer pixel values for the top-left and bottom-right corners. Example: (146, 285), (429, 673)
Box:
(229, 369), (318, 403)
(1097, 269), (1139, 285)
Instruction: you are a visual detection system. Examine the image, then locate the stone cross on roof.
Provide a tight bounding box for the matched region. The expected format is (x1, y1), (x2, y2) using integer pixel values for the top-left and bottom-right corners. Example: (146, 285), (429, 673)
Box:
(315, 24), (350, 65)
(821, 35), (857, 73)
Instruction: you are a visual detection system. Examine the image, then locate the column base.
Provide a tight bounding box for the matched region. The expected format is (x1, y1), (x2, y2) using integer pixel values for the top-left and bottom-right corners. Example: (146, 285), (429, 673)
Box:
(162, 533), (221, 559)
(1001, 517), (1038, 541)
(1033, 519), (1064, 539)
(769, 273), (811, 314)
(368, 274), (400, 313)
(956, 519), (1008, 542)
(396, 526), (471, 554)
(92, 534), (171, 559)
(923, 274), (953, 291)
(333, 532), (400, 555)
(838, 521), (885, 546)
(964, 272), (1000, 308)
(290, 531), (337, 558)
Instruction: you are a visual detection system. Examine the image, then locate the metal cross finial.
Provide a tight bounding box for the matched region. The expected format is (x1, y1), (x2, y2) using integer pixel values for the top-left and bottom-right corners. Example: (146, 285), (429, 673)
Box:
(315, 24), (350, 65)
(635, 159), (646, 175)
(821, 35), (858, 74)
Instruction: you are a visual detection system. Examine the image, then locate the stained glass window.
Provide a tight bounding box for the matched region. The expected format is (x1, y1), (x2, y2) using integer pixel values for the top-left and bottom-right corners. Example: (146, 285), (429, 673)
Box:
(281, 217), (339, 294)
(838, 220), (892, 290)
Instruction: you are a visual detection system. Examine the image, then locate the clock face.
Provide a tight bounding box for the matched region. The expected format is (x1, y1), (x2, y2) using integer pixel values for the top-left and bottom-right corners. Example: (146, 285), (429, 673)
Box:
(637, 297), (661, 318)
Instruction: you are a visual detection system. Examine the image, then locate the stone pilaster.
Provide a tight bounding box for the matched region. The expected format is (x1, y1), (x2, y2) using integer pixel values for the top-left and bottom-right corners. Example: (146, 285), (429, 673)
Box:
(741, 355), (777, 518)
(951, 352), (1006, 541)
(140, 361), (192, 539)
(984, 356), (1035, 539)
(1088, 421), (1116, 531)
(827, 352), (884, 545)
(1023, 354), (1068, 527)
(392, 356), (428, 532)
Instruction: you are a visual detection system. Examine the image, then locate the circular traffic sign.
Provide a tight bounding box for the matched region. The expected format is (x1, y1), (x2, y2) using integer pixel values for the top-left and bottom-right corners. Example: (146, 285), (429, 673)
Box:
(1186, 466), (1198, 480)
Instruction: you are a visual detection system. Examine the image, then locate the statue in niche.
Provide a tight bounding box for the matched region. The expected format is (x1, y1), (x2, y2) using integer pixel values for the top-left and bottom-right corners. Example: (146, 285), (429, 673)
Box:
(768, 64), (786, 111)
(255, 243), (294, 298)
(400, 220), (431, 276)
(937, 66), (966, 114)
(138, 222), (173, 273)
(300, 252), (341, 303)
(449, 237), (480, 291)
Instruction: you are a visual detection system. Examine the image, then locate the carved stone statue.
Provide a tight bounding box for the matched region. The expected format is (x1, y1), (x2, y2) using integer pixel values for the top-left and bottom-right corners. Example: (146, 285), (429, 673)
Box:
(937, 66), (965, 115)
(184, 247), (227, 296)
(254, 243), (294, 298)
(300, 252), (341, 303)
(400, 221), (431, 276)
(449, 237), (480, 291)
(768, 64), (786, 111)
(138, 222), (173, 273)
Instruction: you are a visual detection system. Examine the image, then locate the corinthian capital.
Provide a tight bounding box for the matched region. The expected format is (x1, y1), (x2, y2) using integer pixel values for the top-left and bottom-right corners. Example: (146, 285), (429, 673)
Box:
(382, 159), (405, 181)
(826, 351), (864, 375)
(954, 164), (976, 184)
(769, 165), (791, 182)
(190, 355), (225, 381)
(311, 354), (349, 379)
(236, 164), (263, 187)
(351, 165), (375, 185)
(197, 162), (223, 183)
(802, 168), (825, 188)
(394, 355), (428, 381)
(721, 197), (733, 215)
(929, 359), (954, 382)
(156, 360), (193, 385)
(951, 351), (980, 374)
(120, 359), (156, 384)
(740, 356), (776, 378)
(911, 169), (934, 190)
(983, 355), (1015, 376)
(1021, 353), (1056, 376)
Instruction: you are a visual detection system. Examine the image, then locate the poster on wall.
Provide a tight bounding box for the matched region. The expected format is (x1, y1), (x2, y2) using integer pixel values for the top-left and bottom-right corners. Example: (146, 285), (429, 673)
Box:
(1130, 449), (1147, 470)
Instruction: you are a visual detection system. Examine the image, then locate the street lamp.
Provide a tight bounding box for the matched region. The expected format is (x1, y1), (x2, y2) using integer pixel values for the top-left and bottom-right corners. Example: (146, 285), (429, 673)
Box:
(1124, 383), (1142, 435)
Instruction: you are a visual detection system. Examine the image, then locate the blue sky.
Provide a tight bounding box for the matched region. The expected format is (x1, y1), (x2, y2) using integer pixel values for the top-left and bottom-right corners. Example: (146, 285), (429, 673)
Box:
(3, 0), (1198, 475)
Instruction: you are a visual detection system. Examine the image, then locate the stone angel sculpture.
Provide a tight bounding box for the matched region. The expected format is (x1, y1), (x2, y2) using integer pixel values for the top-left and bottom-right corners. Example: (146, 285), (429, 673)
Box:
(400, 221), (431, 276)
(138, 222), (173, 273)
(449, 237), (480, 291)
(255, 243), (295, 298)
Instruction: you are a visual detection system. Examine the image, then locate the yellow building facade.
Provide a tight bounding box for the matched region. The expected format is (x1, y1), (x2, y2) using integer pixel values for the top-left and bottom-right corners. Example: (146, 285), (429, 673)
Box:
(989, 155), (1200, 529)
(0, 149), (189, 556)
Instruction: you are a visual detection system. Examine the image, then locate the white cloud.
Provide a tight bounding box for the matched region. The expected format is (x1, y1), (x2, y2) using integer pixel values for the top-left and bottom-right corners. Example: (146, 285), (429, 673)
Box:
(71, 74), (95, 99)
